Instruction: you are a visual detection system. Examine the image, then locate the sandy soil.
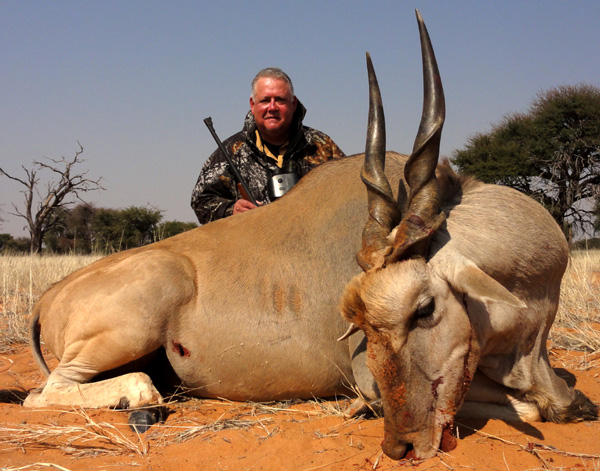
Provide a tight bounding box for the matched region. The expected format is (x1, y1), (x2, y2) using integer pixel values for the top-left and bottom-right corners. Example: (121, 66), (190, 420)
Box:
(0, 345), (599, 471)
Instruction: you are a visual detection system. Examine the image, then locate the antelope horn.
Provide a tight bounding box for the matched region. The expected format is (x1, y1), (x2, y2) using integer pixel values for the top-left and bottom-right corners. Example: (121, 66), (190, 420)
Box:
(385, 9), (446, 265)
(337, 323), (361, 342)
(356, 53), (401, 272)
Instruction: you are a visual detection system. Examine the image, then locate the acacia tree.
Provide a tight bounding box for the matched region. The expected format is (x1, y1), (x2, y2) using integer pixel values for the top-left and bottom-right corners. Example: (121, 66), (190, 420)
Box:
(45, 203), (197, 253)
(44, 204), (98, 253)
(0, 143), (104, 253)
(92, 206), (163, 251)
(452, 84), (600, 239)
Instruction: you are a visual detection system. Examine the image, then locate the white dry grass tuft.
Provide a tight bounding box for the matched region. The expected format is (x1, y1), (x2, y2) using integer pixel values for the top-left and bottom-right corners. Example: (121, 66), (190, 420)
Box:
(1, 463), (74, 471)
(0, 408), (147, 457)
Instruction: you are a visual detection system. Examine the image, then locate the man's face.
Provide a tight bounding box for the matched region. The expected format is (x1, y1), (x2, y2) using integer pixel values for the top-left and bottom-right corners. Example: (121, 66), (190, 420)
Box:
(250, 77), (297, 145)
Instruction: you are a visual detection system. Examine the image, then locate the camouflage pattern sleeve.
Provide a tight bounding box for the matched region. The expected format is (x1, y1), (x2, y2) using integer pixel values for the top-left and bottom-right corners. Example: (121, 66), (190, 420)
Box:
(190, 149), (238, 225)
(300, 128), (346, 170)
(322, 134), (346, 161)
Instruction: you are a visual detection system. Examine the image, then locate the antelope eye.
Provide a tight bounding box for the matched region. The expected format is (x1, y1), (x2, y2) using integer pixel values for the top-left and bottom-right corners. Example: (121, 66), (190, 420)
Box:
(414, 298), (435, 319)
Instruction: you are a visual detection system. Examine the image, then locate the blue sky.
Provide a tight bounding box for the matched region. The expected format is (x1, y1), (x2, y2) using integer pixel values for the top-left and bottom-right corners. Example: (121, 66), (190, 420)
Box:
(2, 1), (599, 237)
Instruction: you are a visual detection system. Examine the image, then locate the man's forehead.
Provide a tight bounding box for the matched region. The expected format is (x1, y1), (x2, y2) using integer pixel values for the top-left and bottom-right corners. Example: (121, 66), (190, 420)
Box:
(255, 77), (293, 97)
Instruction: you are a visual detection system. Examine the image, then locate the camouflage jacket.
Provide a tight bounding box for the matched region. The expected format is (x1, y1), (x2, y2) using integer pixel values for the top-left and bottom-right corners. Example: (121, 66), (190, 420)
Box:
(191, 101), (345, 224)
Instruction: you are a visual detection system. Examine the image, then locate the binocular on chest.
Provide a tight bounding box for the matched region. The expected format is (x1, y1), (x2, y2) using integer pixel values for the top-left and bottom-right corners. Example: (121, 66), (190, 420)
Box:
(268, 161), (301, 200)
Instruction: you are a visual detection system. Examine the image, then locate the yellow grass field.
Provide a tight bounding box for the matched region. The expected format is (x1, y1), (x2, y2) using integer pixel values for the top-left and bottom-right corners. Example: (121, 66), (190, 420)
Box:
(0, 254), (101, 351)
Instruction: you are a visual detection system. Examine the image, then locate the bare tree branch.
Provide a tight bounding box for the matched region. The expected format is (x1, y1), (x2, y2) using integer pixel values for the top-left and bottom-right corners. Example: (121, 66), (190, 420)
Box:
(0, 143), (104, 253)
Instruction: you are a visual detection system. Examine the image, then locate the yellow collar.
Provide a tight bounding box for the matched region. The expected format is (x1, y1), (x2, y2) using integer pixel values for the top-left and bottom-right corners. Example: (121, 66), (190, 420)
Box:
(255, 131), (288, 168)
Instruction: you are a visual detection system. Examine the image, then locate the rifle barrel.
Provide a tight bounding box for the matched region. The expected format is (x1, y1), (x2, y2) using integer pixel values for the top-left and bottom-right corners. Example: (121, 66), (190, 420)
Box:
(203, 117), (259, 206)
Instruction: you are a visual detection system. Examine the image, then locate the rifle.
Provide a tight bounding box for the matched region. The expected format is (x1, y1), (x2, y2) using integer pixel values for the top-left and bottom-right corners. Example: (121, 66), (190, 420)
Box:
(203, 117), (259, 206)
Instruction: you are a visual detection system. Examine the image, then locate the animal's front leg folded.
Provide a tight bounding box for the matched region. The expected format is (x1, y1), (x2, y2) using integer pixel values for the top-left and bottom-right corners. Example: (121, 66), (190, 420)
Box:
(23, 372), (163, 409)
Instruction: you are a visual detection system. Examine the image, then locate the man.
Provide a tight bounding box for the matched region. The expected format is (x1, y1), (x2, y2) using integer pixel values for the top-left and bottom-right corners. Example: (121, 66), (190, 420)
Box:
(191, 68), (345, 224)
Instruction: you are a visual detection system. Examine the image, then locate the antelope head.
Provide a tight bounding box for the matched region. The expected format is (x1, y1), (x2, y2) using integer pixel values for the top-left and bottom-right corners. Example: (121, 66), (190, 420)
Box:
(341, 10), (473, 460)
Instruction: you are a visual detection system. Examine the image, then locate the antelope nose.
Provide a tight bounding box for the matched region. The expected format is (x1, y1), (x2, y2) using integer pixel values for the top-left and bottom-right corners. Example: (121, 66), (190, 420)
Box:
(381, 436), (408, 461)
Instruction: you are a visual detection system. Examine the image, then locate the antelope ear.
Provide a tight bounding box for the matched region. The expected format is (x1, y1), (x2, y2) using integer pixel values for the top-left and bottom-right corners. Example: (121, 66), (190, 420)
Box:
(436, 257), (527, 309)
(339, 274), (368, 329)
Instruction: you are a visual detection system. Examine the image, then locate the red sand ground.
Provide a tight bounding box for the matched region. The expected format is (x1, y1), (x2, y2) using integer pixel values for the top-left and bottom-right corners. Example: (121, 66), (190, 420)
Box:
(0, 345), (599, 471)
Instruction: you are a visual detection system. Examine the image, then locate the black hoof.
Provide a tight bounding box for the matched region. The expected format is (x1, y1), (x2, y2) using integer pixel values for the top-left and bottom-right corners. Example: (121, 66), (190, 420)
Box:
(128, 407), (165, 433)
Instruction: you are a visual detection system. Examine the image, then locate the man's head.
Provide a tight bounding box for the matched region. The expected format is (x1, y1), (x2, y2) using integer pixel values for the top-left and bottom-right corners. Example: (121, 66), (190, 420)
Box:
(250, 68), (298, 145)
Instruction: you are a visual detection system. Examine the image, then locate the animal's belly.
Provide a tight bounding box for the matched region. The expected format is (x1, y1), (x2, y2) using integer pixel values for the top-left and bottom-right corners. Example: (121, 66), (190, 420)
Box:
(165, 336), (354, 401)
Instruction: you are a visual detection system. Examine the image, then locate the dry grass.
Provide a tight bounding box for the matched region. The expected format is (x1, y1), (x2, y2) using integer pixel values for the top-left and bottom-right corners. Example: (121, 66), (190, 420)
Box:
(145, 396), (352, 449)
(0, 397), (349, 459)
(1, 464), (74, 471)
(0, 408), (147, 457)
(0, 254), (101, 351)
(456, 423), (600, 466)
(552, 249), (600, 366)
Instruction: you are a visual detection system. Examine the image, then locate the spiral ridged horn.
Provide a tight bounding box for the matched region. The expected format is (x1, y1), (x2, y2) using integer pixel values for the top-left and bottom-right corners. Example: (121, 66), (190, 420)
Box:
(356, 53), (401, 271)
(358, 9), (446, 271)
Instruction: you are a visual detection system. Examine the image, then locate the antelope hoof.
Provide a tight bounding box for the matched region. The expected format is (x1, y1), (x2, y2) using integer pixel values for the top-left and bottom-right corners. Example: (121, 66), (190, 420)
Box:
(128, 407), (166, 433)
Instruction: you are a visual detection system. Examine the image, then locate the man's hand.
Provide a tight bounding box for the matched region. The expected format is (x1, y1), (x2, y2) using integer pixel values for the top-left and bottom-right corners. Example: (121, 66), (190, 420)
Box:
(233, 199), (260, 215)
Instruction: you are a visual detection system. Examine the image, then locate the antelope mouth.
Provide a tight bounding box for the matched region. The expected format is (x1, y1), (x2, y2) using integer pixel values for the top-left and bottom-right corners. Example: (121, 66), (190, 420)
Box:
(382, 420), (457, 461)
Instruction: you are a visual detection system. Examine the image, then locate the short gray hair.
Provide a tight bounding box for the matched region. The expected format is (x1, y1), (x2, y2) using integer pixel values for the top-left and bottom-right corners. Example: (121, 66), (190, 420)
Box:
(251, 68), (295, 99)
